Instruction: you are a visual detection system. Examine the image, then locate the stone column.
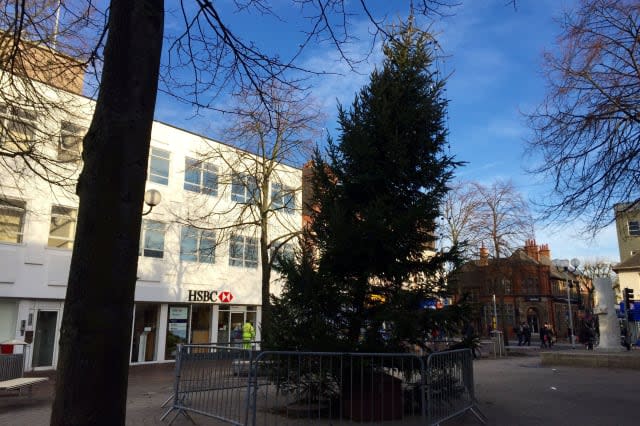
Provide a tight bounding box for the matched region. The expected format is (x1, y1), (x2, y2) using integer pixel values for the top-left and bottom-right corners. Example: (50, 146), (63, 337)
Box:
(593, 277), (623, 352)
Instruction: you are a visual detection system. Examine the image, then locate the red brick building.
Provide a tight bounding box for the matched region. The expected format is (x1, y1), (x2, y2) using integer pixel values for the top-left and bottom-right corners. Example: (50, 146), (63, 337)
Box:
(452, 240), (590, 342)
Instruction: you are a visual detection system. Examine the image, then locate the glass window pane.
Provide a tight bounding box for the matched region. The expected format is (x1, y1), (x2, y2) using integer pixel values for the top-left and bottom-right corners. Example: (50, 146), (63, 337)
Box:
(143, 220), (165, 258)
(0, 199), (25, 243)
(284, 191), (295, 212)
(229, 235), (244, 266)
(203, 168), (218, 196)
(48, 206), (77, 249)
(245, 237), (258, 267)
(180, 227), (198, 262)
(199, 231), (216, 264)
(149, 148), (170, 185)
(231, 175), (246, 202)
(271, 183), (283, 209)
(184, 157), (201, 192)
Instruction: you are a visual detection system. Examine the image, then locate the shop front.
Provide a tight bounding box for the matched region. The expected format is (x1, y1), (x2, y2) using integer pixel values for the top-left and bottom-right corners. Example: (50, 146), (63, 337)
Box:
(129, 288), (260, 364)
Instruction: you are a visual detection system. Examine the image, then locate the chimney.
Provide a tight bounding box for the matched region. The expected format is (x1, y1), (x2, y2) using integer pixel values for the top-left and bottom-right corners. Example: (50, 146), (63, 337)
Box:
(539, 244), (551, 261)
(524, 239), (539, 261)
(479, 244), (489, 266)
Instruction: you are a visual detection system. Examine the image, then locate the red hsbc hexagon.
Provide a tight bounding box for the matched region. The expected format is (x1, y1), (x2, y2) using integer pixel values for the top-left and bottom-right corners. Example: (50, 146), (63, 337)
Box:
(219, 291), (234, 303)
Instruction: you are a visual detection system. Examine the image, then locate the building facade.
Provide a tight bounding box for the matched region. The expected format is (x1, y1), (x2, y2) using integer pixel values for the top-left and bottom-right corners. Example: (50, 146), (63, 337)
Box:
(0, 75), (302, 371)
(453, 240), (589, 342)
(614, 202), (640, 264)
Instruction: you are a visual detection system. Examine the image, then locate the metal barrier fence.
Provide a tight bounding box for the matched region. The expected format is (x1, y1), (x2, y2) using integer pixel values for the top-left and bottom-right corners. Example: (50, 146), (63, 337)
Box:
(162, 345), (485, 426)
(425, 349), (486, 425)
(0, 353), (24, 381)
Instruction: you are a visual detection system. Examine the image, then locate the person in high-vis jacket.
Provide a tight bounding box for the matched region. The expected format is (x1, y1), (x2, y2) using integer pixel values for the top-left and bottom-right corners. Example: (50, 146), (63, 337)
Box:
(242, 321), (255, 349)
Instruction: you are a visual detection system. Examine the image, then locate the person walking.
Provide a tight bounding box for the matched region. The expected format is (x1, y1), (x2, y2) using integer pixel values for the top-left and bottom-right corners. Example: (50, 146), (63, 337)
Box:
(523, 322), (531, 346)
(540, 323), (548, 348)
(242, 321), (255, 349)
(516, 322), (524, 346)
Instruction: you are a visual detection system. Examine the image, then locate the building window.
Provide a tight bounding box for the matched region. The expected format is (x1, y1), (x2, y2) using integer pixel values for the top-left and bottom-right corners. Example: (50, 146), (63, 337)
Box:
(271, 182), (295, 213)
(149, 148), (170, 185)
(57, 121), (83, 162)
(0, 198), (26, 243)
(140, 220), (165, 258)
(628, 221), (640, 236)
(184, 157), (218, 195)
(48, 206), (77, 249)
(0, 104), (37, 150)
(180, 226), (216, 263)
(522, 277), (538, 295)
(271, 242), (295, 268)
(231, 174), (260, 204)
(229, 235), (258, 268)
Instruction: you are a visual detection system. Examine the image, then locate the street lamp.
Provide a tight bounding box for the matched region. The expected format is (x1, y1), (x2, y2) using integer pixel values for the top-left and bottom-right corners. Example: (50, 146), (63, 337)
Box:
(142, 189), (162, 216)
(554, 259), (576, 348)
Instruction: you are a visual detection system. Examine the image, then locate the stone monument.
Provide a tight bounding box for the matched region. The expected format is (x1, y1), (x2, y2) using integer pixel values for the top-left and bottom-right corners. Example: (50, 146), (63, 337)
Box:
(592, 276), (623, 351)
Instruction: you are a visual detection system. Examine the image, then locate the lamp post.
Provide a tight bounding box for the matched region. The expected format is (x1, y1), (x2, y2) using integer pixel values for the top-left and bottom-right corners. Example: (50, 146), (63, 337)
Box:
(554, 259), (577, 348)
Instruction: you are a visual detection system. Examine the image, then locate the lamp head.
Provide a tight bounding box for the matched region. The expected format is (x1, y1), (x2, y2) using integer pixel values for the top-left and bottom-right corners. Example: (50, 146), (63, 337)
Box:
(144, 189), (162, 207)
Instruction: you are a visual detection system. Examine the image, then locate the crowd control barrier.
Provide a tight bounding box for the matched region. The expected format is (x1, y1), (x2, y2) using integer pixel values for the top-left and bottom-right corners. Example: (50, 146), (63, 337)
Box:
(162, 345), (485, 425)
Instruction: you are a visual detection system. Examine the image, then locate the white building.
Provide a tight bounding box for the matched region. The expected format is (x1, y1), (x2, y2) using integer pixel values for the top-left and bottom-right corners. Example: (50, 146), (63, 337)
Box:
(0, 68), (302, 371)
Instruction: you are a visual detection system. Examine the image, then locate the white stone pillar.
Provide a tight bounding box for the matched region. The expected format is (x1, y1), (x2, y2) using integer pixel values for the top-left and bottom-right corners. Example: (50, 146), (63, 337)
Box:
(593, 277), (623, 352)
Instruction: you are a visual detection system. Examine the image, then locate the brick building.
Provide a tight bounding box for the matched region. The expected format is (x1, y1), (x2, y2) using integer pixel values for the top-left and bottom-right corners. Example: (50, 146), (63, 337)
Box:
(452, 240), (590, 342)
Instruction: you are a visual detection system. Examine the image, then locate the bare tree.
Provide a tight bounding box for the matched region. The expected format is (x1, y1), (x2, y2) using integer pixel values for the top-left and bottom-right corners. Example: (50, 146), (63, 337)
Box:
(525, 0), (640, 235)
(439, 181), (483, 259)
(579, 258), (616, 309)
(177, 81), (323, 335)
(473, 180), (534, 259)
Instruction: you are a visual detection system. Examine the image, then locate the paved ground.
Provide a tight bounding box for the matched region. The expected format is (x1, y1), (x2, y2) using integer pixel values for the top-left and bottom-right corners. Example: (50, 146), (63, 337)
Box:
(1, 350), (639, 425)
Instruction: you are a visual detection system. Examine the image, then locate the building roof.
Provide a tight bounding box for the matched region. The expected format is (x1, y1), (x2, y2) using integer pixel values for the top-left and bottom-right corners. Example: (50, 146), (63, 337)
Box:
(612, 251), (640, 272)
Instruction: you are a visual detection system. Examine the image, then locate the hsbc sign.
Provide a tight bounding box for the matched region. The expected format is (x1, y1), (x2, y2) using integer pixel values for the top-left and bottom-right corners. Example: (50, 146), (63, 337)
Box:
(187, 290), (234, 303)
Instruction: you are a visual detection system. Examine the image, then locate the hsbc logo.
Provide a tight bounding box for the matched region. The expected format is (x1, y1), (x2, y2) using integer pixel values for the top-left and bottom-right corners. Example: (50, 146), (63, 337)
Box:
(187, 290), (234, 303)
(219, 291), (234, 303)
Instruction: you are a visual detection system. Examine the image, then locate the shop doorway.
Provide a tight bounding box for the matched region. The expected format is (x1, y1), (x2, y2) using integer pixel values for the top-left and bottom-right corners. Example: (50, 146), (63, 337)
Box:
(190, 304), (212, 344)
(32, 310), (58, 368)
(526, 308), (540, 334)
(217, 308), (257, 345)
(131, 303), (159, 363)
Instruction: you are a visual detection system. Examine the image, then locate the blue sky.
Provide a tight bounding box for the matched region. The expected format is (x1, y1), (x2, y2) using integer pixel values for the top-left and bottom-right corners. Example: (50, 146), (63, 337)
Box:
(152, 0), (620, 264)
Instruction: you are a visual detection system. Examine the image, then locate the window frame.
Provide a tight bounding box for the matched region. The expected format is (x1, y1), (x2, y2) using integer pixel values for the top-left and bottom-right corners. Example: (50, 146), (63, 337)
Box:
(231, 173), (260, 204)
(229, 234), (258, 268)
(0, 198), (26, 244)
(183, 157), (218, 196)
(628, 220), (640, 237)
(271, 182), (296, 213)
(149, 147), (170, 185)
(48, 206), (78, 249)
(0, 104), (37, 151)
(140, 220), (166, 258)
(180, 226), (216, 263)
(57, 120), (84, 162)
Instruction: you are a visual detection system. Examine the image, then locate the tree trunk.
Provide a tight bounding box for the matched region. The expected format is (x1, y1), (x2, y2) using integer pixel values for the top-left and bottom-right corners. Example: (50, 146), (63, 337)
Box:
(260, 208), (272, 345)
(51, 1), (164, 425)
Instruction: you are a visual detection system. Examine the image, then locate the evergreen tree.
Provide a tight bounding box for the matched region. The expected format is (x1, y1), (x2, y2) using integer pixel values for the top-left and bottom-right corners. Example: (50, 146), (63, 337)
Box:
(270, 17), (463, 352)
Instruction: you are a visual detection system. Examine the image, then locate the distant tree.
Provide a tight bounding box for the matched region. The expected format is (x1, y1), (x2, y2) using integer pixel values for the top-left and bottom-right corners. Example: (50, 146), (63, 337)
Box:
(439, 181), (483, 259)
(473, 180), (534, 259)
(271, 17), (462, 352)
(579, 258), (616, 310)
(526, 0), (640, 234)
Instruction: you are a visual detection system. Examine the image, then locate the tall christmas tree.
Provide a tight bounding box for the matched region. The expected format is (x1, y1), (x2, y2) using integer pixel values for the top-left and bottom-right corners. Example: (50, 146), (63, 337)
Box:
(270, 17), (462, 352)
